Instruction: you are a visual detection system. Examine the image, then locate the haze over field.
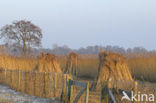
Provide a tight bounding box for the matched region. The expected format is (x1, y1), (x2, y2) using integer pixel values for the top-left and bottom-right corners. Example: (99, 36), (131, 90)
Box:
(0, 0), (156, 50)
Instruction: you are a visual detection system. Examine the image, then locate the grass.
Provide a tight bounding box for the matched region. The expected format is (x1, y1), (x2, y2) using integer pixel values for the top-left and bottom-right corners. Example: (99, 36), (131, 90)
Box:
(0, 54), (37, 71)
(127, 57), (156, 82)
(77, 57), (99, 80)
(0, 53), (155, 82)
(58, 54), (156, 82)
(0, 53), (155, 103)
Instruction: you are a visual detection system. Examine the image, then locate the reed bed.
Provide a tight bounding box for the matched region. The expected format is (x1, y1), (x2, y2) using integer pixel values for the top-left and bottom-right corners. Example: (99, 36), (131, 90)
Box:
(127, 57), (156, 82)
(0, 53), (155, 82)
(0, 54), (37, 71)
(58, 53), (156, 82)
(0, 53), (155, 103)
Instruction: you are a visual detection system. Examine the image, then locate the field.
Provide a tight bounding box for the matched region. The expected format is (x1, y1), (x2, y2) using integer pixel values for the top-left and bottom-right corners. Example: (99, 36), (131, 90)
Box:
(58, 54), (156, 83)
(128, 57), (156, 82)
(0, 53), (155, 102)
(0, 53), (156, 82)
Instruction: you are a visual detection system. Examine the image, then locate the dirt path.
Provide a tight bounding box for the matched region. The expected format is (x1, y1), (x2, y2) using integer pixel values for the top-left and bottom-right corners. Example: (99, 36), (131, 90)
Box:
(0, 84), (63, 103)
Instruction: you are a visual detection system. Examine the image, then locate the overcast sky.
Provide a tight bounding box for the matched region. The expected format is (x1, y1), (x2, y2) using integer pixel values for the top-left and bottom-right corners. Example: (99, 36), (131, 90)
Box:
(0, 0), (156, 50)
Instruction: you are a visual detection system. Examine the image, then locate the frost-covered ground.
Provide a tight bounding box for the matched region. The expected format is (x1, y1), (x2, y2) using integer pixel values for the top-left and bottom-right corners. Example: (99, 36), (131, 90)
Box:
(0, 84), (63, 103)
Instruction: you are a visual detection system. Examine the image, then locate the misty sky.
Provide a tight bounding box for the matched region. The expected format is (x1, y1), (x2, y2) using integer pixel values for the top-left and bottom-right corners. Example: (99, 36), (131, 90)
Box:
(0, 0), (156, 50)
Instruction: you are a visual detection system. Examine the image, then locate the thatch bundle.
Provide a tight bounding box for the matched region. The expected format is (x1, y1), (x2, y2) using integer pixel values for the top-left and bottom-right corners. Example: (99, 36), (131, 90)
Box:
(38, 53), (62, 73)
(65, 52), (78, 76)
(97, 51), (133, 88)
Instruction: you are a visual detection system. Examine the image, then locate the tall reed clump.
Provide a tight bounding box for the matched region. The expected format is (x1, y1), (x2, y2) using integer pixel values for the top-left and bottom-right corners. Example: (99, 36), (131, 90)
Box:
(57, 55), (67, 72)
(97, 52), (134, 103)
(38, 53), (62, 73)
(97, 51), (133, 88)
(65, 52), (78, 76)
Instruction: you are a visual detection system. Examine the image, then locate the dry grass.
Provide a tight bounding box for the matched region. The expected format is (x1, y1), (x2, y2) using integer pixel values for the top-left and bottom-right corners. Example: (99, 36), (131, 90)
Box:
(0, 53), (62, 73)
(38, 53), (62, 73)
(0, 52), (155, 102)
(0, 52), (155, 83)
(65, 52), (78, 76)
(58, 55), (67, 72)
(0, 54), (37, 71)
(58, 53), (156, 83)
(97, 52), (133, 90)
(127, 57), (156, 82)
(58, 54), (99, 80)
(77, 57), (98, 79)
(0, 53), (63, 99)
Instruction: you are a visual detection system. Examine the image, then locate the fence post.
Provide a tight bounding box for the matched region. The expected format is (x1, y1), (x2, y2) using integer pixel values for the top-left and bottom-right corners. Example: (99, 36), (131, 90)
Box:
(100, 81), (109, 103)
(85, 82), (89, 103)
(61, 74), (67, 101)
(67, 79), (73, 103)
(34, 71), (36, 96)
(70, 85), (73, 103)
(9, 70), (11, 87)
(54, 73), (57, 97)
(62, 74), (73, 103)
(11, 70), (13, 88)
(100, 82), (102, 103)
(5, 69), (7, 84)
(18, 70), (21, 91)
(134, 81), (138, 103)
(24, 71), (26, 93)
(44, 72), (46, 97)
(65, 74), (69, 102)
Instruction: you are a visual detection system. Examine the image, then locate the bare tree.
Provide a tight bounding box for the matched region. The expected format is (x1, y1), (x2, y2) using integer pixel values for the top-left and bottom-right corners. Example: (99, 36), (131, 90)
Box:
(0, 20), (42, 56)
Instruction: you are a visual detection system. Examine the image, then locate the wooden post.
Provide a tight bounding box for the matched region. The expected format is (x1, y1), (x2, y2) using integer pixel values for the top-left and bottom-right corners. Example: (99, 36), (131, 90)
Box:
(85, 82), (89, 103)
(18, 70), (21, 91)
(9, 70), (11, 85)
(5, 69), (6, 84)
(65, 74), (69, 102)
(62, 74), (73, 103)
(62, 74), (67, 101)
(100, 81), (109, 103)
(24, 72), (26, 93)
(11, 70), (13, 88)
(67, 79), (73, 103)
(70, 85), (73, 103)
(100, 82), (102, 103)
(54, 73), (57, 97)
(16, 70), (18, 90)
(44, 72), (46, 97)
(134, 81), (138, 103)
(34, 71), (36, 96)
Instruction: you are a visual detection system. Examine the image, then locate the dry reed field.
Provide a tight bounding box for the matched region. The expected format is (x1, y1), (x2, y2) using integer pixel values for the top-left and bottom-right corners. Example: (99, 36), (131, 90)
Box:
(128, 57), (156, 82)
(58, 53), (156, 83)
(1, 52), (155, 83)
(58, 54), (99, 80)
(0, 54), (37, 71)
(0, 52), (155, 103)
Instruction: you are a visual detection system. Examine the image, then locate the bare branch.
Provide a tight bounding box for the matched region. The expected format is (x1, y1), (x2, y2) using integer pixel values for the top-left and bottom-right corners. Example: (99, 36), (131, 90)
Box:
(0, 20), (43, 56)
